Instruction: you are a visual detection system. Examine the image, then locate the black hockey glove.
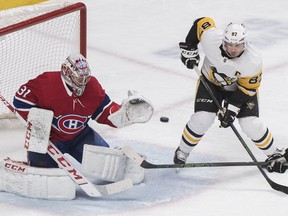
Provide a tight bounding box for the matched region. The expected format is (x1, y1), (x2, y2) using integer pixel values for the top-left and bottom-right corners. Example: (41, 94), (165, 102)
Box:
(179, 42), (200, 69)
(218, 102), (240, 128)
(266, 149), (288, 173)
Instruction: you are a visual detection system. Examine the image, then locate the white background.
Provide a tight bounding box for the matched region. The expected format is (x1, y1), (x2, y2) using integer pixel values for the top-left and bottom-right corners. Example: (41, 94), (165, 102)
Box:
(1, 0), (288, 215)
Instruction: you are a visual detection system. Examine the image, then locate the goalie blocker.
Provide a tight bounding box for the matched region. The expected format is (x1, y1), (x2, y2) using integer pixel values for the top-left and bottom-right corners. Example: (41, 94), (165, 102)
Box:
(25, 107), (53, 153)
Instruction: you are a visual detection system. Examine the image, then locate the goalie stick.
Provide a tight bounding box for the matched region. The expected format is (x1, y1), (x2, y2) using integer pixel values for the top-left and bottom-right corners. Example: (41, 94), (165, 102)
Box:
(122, 145), (272, 168)
(192, 66), (288, 195)
(0, 93), (133, 197)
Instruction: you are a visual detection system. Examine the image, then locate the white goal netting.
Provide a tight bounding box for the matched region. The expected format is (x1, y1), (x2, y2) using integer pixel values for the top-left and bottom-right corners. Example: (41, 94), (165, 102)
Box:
(0, 1), (86, 127)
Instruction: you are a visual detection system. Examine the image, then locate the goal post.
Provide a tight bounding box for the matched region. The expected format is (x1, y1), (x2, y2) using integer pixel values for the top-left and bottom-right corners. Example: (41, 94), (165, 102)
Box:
(0, 2), (87, 125)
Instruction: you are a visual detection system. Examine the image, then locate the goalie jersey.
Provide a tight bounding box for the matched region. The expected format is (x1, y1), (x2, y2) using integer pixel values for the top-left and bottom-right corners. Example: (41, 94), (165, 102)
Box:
(13, 72), (120, 142)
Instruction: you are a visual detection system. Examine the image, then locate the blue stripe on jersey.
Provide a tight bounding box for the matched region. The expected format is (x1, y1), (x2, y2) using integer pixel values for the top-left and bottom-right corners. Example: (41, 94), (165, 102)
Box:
(92, 94), (111, 120)
(13, 96), (37, 110)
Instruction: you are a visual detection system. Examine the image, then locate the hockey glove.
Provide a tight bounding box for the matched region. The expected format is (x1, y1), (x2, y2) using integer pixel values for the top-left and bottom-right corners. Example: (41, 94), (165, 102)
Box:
(108, 90), (154, 128)
(266, 149), (288, 173)
(218, 102), (240, 128)
(179, 42), (200, 69)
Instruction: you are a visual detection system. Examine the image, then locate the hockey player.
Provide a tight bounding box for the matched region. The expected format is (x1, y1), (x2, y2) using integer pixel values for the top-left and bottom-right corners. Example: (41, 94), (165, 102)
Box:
(13, 53), (153, 170)
(174, 17), (288, 173)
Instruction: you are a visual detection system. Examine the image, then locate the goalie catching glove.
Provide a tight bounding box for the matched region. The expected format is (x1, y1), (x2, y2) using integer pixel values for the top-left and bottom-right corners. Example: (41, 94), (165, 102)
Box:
(266, 148), (288, 173)
(108, 90), (154, 128)
(179, 42), (200, 69)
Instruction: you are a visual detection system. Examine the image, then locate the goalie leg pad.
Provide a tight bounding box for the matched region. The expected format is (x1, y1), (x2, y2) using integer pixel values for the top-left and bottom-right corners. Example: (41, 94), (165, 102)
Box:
(81, 145), (126, 182)
(81, 145), (144, 184)
(123, 154), (145, 184)
(0, 158), (76, 200)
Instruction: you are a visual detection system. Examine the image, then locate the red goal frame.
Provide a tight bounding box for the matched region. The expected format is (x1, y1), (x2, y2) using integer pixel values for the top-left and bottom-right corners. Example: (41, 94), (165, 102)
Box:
(0, 2), (87, 56)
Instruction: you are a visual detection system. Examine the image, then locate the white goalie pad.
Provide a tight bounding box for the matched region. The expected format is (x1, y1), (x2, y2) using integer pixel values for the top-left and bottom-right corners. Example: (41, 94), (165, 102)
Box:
(25, 107), (53, 154)
(108, 90), (154, 128)
(0, 158), (76, 200)
(81, 145), (144, 184)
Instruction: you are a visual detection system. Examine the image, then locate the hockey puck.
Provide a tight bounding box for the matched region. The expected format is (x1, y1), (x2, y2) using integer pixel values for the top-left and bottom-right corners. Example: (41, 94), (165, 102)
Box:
(160, 117), (169, 122)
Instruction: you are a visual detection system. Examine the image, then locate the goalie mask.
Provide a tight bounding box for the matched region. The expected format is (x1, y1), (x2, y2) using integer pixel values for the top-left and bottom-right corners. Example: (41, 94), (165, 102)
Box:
(222, 22), (247, 58)
(61, 53), (91, 96)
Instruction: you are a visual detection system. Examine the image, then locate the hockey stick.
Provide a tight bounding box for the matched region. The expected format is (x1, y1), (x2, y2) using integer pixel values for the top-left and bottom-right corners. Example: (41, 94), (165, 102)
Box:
(0, 93), (133, 197)
(193, 66), (288, 194)
(122, 145), (269, 168)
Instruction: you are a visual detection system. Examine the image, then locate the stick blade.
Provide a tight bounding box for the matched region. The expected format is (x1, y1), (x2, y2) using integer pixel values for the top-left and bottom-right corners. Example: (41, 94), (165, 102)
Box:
(121, 145), (144, 165)
(97, 179), (133, 196)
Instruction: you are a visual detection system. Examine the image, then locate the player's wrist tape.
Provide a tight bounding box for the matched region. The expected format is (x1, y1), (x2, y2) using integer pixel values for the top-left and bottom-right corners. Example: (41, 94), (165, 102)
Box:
(228, 104), (240, 114)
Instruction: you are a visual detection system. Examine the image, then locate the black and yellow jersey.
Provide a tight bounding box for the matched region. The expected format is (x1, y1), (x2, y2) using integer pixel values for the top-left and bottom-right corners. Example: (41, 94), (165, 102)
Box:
(186, 17), (262, 98)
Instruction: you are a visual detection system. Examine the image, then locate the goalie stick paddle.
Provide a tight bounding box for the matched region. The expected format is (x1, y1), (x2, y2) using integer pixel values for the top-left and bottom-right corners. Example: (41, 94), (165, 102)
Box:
(192, 66), (288, 195)
(0, 93), (133, 197)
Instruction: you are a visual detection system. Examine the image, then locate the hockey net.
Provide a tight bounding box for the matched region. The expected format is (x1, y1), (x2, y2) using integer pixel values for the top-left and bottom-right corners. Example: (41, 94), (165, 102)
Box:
(0, 1), (86, 128)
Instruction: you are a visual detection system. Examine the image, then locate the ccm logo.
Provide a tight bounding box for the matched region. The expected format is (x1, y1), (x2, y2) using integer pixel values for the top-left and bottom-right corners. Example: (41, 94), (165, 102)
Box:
(47, 144), (85, 182)
(196, 98), (213, 103)
(4, 162), (26, 172)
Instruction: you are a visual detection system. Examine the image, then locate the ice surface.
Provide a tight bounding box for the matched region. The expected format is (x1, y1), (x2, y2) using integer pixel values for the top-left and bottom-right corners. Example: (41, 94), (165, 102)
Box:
(1, 0), (288, 215)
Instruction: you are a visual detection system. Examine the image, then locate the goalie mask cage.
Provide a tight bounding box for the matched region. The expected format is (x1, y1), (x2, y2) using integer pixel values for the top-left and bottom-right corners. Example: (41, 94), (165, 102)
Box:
(0, 2), (86, 126)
